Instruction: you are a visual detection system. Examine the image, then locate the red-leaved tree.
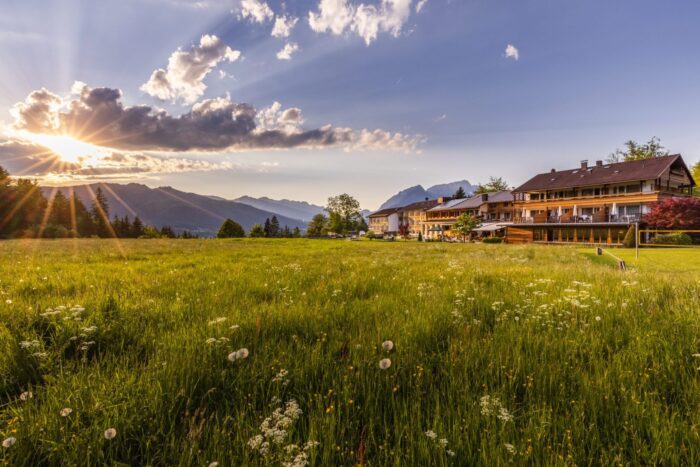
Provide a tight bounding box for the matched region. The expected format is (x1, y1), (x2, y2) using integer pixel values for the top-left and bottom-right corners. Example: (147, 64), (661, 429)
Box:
(398, 223), (410, 240)
(643, 197), (700, 229)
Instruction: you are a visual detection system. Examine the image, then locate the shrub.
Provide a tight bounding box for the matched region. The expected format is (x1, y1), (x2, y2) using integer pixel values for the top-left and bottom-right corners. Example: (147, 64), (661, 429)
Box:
(622, 226), (636, 248)
(482, 237), (503, 244)
(217, 219), (245, 238)
(651, 233), (693, 245)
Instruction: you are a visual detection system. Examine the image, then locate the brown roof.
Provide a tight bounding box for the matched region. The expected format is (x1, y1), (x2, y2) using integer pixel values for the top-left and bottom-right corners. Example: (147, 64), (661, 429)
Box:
(398, 199), (440, 212)
(368, 207), (400, 218)
(514, 155), (695, 192)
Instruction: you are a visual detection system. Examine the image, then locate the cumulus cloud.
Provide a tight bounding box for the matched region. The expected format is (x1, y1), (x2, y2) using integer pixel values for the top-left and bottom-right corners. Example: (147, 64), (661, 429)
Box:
(0, 138), (231, 180)
(140, 35), (241, 104)
(276, 42), (300, 60)
(504, 44), (519, 60)
(11, 83), (423, 154)
(271, 15), (299, 38)
(308, 0), (413, 45)
(238, 0), (274, 23)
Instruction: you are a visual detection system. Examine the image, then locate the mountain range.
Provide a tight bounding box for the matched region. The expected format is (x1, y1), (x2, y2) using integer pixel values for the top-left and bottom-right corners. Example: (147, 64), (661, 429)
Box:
(234, 196), (325, 222)
(41, 184), (306, 237)
(378, 180), (476, 210)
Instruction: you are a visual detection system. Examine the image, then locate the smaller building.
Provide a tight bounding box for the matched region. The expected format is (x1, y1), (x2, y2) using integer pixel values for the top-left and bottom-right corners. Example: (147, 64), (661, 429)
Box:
(368, 208), (400, 236)
(423, 191), (514, 240)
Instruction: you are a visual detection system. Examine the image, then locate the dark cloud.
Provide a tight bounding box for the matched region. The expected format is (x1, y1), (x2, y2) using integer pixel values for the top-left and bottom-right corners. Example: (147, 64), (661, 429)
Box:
(11, 83), (422, 153)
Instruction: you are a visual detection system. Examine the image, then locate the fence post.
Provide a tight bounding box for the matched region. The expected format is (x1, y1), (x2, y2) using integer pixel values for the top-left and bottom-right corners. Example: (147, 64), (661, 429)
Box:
(635, 222), (639, 260)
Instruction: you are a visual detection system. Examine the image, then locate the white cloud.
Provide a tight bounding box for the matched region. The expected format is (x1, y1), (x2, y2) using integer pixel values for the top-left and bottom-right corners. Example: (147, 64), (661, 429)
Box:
(271, 15), (299, 38)
(276, 42), (300, 60)
(504, 44), (519, 60)
(140, 35), (241, 104)
(308, 0), (413, 45)
(238, 0), (274, 23)
(415, 0), (428, 13)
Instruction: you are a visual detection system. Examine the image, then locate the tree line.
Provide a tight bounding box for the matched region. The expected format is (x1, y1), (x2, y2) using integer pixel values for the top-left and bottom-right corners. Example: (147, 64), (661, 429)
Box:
(0, 166), (196, 239)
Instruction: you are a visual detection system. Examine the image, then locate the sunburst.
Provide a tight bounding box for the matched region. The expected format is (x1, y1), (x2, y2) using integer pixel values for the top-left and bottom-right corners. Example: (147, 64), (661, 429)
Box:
(28, 133), (101, 164)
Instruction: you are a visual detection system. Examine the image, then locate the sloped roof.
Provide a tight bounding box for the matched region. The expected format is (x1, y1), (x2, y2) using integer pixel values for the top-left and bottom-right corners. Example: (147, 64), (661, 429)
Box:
(428, 191), (513, 211)
(368, 207), (399, 218)
(514, 154), (693, 192)
(398, 199), (440, 212)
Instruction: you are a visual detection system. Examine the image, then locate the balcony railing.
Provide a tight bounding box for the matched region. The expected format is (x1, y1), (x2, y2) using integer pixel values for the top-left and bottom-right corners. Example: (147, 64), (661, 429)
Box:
(514, 214), (641, 224)
(516, 187), (692, 203)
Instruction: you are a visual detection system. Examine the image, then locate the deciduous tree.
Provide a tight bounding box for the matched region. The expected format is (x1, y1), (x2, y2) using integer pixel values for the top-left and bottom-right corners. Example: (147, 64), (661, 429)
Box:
(217, 218), (245, 238)
(454, 213), (481, 242)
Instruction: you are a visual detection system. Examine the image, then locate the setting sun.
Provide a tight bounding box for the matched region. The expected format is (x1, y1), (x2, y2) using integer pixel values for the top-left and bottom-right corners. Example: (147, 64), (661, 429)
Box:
(29, 134), (100, 164)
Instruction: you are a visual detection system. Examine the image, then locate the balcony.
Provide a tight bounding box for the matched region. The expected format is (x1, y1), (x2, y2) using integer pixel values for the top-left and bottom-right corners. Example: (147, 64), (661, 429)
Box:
(514, 214), (640, 224)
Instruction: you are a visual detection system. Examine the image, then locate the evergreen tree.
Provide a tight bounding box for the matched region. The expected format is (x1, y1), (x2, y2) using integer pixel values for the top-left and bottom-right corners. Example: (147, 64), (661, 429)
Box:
(50, 190), (71, 230)
(160, 225), (176, 238)
(453, 186), (467, 199)
(91, 187), (110, 237)
(131, 216), (145, 238)
(217, 218), (245, 238)
(282, 225), (291, 238)
(292, 227), (301, 238)
(72, 194), (93, 237)
(263, 218), (272, 237)
(270, 216), (280, 237)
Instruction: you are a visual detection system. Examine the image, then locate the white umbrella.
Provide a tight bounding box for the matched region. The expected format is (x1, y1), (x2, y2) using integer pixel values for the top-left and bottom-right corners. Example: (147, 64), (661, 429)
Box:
(573, 205), (578, 216)
(611, 203), (617, 216)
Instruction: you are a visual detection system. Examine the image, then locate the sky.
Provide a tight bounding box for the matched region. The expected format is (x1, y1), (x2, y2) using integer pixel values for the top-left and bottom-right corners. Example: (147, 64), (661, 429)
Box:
(1, 0), (699, 209)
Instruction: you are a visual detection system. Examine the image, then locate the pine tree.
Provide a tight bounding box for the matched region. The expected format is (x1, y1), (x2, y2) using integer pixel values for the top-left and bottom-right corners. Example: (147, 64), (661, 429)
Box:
(292, 227), (301, 238)
(91, 187), (110, 237)
(270, 216), (280, 237)
(131, 216), (145, 238)
(453, 186), (466, 199)
(264, 218), (272, 237)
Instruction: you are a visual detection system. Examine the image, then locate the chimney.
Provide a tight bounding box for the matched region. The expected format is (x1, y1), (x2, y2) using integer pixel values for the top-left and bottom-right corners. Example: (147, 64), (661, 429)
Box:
(596, 160), (603, 167)
(550, 168), (556, 173)
(580, 160), (588, 170)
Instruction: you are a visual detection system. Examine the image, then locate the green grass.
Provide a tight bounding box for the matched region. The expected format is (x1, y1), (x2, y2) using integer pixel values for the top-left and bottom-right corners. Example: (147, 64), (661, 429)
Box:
(1, 239), (700, 465)
(581, 247), (700, 274)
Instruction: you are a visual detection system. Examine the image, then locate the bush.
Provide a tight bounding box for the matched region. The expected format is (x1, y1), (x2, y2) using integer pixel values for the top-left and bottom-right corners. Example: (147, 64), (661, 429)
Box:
(622, 226), (636, 248)
(482, 237), (503, 244)
(651, 233), (693, 245)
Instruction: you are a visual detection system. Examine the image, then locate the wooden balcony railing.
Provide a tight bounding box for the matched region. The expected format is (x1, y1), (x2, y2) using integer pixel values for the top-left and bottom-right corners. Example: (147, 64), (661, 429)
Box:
(514, 214), (641, 224)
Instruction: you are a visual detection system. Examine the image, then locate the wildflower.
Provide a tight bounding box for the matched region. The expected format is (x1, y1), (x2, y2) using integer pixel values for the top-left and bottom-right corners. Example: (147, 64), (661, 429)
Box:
(382, 340), (394, 351)
(446, 449), (455, 457)
(595, 316), (602, 322)
(208, 463), (219, 467)
(104, 428), (117, 440)
(205, 338), (218, 345)
(497, 407), (513, 422)
(2, 437), (16, 448)
(379, 358), (392, 370)
(228, 348), (250, 361)
(208, 317), (227, 326)
(504, 443), (516, 454)
(60, 407), (73, 417)
(19, 391), (33, 401)
(5, 299), (12, 305)
(425, 430), (437, 440)
(439, 438), (448, 447)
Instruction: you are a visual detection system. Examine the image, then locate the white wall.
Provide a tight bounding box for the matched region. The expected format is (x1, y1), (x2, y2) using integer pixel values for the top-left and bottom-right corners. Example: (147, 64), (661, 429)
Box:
(388, 213), (399, 233)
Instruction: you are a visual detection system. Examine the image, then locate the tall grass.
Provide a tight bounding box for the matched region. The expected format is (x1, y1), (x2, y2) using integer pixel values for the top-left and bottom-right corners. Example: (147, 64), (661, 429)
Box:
(1, 239), (699, 465)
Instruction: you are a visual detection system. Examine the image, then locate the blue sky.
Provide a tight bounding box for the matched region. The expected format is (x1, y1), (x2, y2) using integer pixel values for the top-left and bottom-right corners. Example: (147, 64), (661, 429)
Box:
(1, 0), (699, 209)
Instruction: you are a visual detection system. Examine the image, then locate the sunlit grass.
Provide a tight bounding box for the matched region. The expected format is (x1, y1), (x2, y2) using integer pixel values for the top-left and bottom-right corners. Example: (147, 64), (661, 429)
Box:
(1, 239), (699, 465)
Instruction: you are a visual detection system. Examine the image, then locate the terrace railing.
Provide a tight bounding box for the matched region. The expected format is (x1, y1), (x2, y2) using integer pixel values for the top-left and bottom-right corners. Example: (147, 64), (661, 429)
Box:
(514, 214), (641, 224)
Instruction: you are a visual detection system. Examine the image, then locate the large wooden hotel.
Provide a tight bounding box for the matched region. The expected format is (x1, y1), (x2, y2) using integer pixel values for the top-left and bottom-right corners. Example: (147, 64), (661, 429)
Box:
(368, 154), (697, 245)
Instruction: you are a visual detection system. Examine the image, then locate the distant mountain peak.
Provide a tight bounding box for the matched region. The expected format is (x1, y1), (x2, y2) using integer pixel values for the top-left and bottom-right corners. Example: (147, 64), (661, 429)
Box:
(378, 180), (475, 210)
(233, 196), (325, 222)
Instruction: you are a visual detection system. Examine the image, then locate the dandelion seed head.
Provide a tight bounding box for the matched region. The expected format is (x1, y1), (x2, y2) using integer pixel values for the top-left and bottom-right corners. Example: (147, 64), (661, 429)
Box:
(2, 437), (16, 448)
(379, 358), (392, 370)
(104, 428), (117, 440)
(382, 340), (394, 351)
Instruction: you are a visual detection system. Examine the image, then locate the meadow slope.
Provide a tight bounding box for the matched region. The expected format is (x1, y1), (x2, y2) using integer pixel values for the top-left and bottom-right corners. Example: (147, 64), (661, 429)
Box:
(1, 240), (699, 465)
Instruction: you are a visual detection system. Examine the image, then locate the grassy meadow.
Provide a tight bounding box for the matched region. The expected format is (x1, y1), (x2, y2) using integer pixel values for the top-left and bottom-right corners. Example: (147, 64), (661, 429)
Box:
(1, 239), (700, 465)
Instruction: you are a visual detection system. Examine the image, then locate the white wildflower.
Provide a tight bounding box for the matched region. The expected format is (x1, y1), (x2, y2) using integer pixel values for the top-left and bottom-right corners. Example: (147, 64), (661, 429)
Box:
(228, 348), (250, 361)
(104, 428), (117, 440)
(19, 391), (33, 401)
(60, 407), (73, 417)
(504, 443), (516, 454)
(425, 430), (437, 440)
(595, 316), (602, 322)
(2, 437), (16, 448)
(379, 358), (392, 370)
(382, 340), (394, 351)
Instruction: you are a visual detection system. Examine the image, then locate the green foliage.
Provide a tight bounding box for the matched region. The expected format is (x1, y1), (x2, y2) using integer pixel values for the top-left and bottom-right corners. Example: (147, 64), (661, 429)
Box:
(607, 137), (669, 163)
(692, 161), (699, 195)
(1, 240), (700, 465)
(306, 213), (328, 237)
(249, 224), (265, 238)
(417, 232), (423, 242)
(453, 186), (466, 199)
(482, 237), (503, 244)
(475, 177), (509, 195)
(217, 218), (245, 238)
(325, 193), (363, 234)
(651, 232), (693, 245)
(622, 225), (636, 248)
(453, 213), (481, 241)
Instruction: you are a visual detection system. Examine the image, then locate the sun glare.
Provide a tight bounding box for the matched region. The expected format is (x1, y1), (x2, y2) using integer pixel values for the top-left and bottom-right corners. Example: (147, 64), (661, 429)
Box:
(29, 134), (100, 164)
